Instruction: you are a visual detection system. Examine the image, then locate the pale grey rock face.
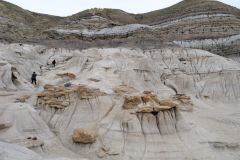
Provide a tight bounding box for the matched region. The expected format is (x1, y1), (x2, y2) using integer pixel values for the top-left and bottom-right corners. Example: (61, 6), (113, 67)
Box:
(43, 11), (240, 56)
(0, 141), (42, 160)
(52, 24), (150, 37)
(0, 43), (240, 160)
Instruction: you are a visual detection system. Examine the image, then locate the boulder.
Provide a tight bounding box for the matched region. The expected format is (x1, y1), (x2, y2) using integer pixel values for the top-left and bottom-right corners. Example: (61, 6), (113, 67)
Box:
(72, 128), (97, 143)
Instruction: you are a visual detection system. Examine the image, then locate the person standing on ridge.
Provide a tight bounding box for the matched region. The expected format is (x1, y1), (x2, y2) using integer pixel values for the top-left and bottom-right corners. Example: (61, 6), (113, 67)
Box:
(31, 72), (37, 85)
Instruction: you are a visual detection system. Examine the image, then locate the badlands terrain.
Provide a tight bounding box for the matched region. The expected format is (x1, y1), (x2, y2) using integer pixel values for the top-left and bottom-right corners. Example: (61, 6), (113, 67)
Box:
(0, 0), (240, 160)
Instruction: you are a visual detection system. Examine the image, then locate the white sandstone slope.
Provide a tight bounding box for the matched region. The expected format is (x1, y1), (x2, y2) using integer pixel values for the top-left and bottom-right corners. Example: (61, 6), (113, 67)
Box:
(0, 43), (240, 160)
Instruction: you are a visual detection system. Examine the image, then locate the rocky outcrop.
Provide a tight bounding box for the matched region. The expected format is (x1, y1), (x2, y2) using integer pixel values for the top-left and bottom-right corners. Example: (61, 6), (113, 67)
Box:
(37, 84), (106, 109)
(37, 85), (73, 109)
(123, 91), (178, 111)
(0, 61), (18, 90)
(72, 128), (97, 143)
(122, 90), (179, 135)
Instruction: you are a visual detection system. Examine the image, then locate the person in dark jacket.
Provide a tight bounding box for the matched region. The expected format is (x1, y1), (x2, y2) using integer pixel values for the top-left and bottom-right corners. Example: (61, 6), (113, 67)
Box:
(52, 59), (56, 67)
(31, 72), (37, 85)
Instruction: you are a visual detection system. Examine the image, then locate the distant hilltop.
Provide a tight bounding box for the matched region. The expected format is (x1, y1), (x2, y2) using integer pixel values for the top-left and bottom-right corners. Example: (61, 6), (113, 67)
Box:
(0, 0), (239, 56)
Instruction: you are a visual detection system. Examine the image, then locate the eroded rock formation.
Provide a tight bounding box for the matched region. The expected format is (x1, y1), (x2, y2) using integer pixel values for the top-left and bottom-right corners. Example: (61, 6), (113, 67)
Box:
(0, 1), (240, 159)
(0, 43), (240, 160)
(72, 128), (97, 143)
